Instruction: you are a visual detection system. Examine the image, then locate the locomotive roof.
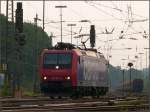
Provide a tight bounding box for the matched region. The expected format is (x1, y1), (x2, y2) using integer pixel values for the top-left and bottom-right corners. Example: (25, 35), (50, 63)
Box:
(42, 42), (107, 62)
(79, 50), (105, 59)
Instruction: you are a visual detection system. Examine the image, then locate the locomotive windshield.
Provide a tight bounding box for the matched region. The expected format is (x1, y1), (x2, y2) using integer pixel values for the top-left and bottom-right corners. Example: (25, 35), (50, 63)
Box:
(43, 53), (72, 69)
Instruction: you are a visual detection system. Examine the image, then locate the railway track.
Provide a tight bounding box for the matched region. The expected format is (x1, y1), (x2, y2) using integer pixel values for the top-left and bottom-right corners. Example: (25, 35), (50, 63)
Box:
(0, 96), (150, 112)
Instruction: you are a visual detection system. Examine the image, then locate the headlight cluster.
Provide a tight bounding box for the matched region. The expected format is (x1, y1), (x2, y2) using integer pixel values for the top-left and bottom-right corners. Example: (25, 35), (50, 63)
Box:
(43, 76), (70, 80)
(43, 76), (47, 80)
(66, 76), (70, 80)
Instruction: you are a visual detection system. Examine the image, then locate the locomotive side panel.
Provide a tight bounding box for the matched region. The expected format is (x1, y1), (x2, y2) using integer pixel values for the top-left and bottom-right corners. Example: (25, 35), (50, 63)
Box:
(77, 56), (108, 87)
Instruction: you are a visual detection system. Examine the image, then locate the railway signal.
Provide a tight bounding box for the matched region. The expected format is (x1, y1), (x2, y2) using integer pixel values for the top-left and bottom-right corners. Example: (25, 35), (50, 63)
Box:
(128, 62), (133, 93)
(15, 33), (26, 46)
(90, 25), (95, 48)
(67, 23), (76, 44)
(15, 2), (23, 33)
(14, 2), (25, 97)
(15, 2), (26, 46)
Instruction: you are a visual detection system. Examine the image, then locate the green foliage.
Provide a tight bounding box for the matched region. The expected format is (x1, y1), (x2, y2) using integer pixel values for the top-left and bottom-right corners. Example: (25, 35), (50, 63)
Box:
(143, 76), (150, 93)
(1, 80), (9, 96)
(0, 14), (52, 94)
(109, 64), (145, 89)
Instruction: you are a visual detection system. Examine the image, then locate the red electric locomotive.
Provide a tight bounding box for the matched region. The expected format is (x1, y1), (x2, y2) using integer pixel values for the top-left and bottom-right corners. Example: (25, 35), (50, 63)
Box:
(40, 42), (109, 97)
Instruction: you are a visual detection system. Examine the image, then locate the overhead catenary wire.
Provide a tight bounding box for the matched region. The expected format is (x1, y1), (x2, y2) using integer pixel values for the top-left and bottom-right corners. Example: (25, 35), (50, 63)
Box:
(91, 1), (124, 12)
(85, 1), (148, 42)
(110, 1), (119, 10)
(44, 19), (124, 24)
(44, 24), (78, 35)
(131, 27), (149, 39)
(67, 6), (86, 19)
(85, 1), (149, 41)
(24, 19), (87, 37)
(88, 1), (148, 19)
(85, 2), (124, 22)
(92, 1), (128, 21)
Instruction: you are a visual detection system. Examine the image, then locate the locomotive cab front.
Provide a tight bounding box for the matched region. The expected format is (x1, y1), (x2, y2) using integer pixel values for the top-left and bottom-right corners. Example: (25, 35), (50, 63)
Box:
(40, 50), (76, 96)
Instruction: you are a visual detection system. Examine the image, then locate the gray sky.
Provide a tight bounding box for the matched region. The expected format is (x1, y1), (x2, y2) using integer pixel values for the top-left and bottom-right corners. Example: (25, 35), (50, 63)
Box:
(1, 1), (149, 69)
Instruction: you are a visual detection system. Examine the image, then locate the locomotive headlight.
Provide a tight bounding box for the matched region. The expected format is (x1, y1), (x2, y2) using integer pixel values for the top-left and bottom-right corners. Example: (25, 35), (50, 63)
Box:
(43, 76), (47, 80)
(66, 76), (70, 80)
(56, 66), (59, 69)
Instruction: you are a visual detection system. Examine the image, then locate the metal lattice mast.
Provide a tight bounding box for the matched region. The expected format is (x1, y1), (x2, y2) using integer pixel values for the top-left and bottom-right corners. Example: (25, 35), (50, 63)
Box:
(0, 0), (1, 67)
(5, 0), (14, 96)
(0, 0), (1, 14)
(43, 0), (45, 32)
(33, 14), (41, 93)
(6, 0), (14, 23)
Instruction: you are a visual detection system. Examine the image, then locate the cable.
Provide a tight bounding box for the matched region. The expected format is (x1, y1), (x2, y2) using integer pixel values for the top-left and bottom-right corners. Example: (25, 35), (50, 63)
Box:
(90, 1), (148, 19)
(44, 24), (78, 35)
(55, 33), (77, 37)
(89, 1), (126, 24)
(85, 2), (124, 22)
(130, 26), (146, 38)
(44, 19), (123, 24)
(93, 1), (123, 12)
(110, 1), (119, 9)
(67, 6), (86, 19)
(110, 1), (127, 20)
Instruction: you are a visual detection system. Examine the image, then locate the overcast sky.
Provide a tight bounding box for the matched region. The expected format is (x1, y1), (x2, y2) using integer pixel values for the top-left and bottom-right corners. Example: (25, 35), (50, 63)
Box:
(1, 1), (149, 69)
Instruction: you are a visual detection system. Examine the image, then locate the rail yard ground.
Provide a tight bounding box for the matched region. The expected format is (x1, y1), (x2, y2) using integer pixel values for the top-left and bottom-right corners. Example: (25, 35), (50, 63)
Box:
(0, 95), (150, 112)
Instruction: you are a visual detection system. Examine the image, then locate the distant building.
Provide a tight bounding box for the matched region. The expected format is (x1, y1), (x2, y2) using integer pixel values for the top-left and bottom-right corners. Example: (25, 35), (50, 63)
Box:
(0, 73), (4, 91)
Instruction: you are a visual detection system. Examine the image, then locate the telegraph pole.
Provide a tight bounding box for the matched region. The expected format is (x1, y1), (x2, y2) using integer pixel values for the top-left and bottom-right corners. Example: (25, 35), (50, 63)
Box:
(122, 69), (125, 96)
(5, 0), (14, 96)
(128, 62), (133, 94)
(55, 5), (67, 43)
(139, 52), (144, 78)
(0, 0), (1, 64)
(149, 18), (150, 106)
(43, 0), (45, 32)
(33, 14), (41, 93)
(149, 31), (150, 80)
(0, 0), (1, 14)
(15, 2), (26, 97)
(144, 48), (149, 77)
(67, 24), (76, 44)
